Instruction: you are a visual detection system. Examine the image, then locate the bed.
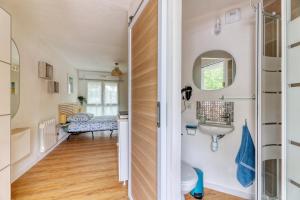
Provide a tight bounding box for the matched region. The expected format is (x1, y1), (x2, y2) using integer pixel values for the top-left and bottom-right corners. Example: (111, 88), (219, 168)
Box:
(67, 115), (118, 140)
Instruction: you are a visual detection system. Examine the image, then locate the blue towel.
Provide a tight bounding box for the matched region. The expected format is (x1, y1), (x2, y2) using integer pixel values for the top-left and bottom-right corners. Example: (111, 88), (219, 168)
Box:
(235, 124), (255, 187)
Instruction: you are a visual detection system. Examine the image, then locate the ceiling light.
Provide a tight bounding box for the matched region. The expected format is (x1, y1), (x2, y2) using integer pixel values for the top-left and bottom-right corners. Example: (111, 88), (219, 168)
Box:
(111, 62), (123, 77)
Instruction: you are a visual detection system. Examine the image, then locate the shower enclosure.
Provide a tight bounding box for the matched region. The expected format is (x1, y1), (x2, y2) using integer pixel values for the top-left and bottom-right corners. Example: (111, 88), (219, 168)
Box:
(258, 0), (300, 199)
(256, 0), (282, 199)
(283, 0), (300, 199)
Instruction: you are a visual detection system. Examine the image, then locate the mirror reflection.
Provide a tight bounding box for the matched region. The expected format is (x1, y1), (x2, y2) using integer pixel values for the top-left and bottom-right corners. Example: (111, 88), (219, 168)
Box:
(193, 50), (236, 91)
(11, 40), (20, 118)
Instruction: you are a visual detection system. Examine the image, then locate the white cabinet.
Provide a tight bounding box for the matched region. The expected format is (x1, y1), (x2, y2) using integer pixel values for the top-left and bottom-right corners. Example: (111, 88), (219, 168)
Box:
(118, 118), (129, 183)
(0, 116), (10, 170)
(0, 166), (10, 200)
(0, 8), (10, 63)
(0, 62), (10, 115)
(11, 128), (31, 164)
(0, 8), (10, 116)
(0, 7), (11, 200)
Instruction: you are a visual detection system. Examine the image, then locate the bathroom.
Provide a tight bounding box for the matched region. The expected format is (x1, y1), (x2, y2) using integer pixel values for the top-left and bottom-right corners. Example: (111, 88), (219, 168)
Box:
(181, 0), (282, 199)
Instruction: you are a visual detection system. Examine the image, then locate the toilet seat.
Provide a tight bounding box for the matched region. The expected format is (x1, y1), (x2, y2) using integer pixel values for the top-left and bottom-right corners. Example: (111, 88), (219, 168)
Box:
(181, 161), (198, 193)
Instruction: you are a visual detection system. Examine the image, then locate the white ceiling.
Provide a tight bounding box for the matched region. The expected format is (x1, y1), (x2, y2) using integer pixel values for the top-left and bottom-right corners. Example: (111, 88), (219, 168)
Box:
(0, 0), (132, 71)
(183, 0), (249, 20)
(1, 0), (251, 71)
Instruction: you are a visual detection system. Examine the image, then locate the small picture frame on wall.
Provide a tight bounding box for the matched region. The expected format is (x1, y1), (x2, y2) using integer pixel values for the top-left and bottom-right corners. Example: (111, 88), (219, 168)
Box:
(38, 61), (53, 80)
(68, 74), (74, 94)
(48, 81), (59, 93)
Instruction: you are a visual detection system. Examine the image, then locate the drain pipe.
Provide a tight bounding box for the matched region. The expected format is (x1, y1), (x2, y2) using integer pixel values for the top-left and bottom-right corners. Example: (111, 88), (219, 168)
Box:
(211, 136), (219, 152)
(211, 135), (225, 152)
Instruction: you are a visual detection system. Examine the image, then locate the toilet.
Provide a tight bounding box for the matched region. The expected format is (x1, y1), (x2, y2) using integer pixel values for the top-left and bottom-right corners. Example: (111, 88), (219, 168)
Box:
(181, 161), (198, 200)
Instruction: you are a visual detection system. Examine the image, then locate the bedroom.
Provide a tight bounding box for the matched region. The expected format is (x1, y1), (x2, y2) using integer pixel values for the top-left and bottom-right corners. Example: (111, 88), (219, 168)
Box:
(0, 0), (131, 199)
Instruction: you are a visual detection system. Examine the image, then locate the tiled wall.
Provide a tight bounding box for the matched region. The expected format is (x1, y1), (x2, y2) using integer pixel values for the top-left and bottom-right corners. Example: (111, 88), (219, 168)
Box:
(196, 101), (234, 124)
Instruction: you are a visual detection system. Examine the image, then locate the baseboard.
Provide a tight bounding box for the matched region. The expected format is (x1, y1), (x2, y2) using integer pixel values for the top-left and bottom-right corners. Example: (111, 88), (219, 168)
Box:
(11, 133), (70, 183)
(204, 181), (254, 199)
(127, 183), (252, 200)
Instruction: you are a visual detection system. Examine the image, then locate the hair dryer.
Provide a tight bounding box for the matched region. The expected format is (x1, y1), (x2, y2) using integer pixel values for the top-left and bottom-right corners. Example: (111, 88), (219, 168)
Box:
(181, 86), (192, 101)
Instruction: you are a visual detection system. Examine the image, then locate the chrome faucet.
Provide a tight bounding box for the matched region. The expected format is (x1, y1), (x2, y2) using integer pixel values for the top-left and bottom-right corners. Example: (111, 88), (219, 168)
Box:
(220, 113), (231, 125)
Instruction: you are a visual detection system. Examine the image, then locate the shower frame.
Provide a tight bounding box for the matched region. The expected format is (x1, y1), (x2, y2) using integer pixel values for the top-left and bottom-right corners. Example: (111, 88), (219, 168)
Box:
(263, 12), (281, 58)
(256, 2), (283, 200)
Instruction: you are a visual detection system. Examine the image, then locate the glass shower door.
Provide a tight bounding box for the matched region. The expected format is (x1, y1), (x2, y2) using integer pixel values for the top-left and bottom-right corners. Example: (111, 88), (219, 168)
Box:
(262, 12), (282, 200)
(284, 0), (300, 199)
(257, 1), (282, 199)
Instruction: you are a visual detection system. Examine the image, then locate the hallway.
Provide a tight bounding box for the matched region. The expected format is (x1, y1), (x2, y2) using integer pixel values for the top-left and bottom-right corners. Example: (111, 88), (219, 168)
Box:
(12, 133), (128, 200)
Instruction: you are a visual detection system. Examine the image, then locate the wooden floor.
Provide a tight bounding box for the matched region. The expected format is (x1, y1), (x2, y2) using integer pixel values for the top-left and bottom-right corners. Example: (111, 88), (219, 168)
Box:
(186, 189), (243, 200)
(12, 132), (243, 200)
(12, 133), (128, 200)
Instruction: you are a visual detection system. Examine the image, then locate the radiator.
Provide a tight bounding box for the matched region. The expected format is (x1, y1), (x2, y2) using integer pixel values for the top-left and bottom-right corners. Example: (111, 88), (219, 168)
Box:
(39, 119), (57, 153)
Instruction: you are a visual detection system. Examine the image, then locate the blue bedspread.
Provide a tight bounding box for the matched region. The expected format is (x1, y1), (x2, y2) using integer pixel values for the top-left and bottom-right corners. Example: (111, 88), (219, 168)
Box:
(68, 116), (118, 133)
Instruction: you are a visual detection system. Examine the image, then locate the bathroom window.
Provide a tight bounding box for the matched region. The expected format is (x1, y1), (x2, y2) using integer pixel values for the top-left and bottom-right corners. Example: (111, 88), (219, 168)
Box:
(86, 81), (119, 116)
(201, 60), (225, 90)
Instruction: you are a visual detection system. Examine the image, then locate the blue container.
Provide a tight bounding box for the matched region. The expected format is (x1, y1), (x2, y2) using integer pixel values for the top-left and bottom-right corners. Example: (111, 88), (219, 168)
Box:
(190, 168), (204, 199)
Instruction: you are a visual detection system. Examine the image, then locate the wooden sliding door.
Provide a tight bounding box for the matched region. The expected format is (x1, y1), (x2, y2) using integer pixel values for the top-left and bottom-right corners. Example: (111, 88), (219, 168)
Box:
(130, 0), (158, 199)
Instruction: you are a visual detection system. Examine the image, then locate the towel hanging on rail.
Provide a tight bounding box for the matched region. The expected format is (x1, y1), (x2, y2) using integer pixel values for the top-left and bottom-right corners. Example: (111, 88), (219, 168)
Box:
(235, 123), (255, 187)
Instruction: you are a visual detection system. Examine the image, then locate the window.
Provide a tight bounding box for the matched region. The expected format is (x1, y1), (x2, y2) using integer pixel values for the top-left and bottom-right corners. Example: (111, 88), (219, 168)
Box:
(104, 82), (118, 116)
(201, 61), (225, 90)
(86, 81), (118, 116)
(68, 75), (74, 94)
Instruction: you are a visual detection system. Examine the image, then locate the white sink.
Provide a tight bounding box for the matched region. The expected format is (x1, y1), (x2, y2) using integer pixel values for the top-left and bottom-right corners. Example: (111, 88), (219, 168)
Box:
(198, 123), (234, 136)
(198, 123), (235, 152)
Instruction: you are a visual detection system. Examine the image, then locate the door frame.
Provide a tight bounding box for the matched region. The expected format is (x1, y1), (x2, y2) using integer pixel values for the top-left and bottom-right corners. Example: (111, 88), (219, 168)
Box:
(256, 1), (287, 199)
(128, 0), (182, 199)
(255, 3), (263, 200)
(281, 0), (287, 199)
(162, 0), (182, 199)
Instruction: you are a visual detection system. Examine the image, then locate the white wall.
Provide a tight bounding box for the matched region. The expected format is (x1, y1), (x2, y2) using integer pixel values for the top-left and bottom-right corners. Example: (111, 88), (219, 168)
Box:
(119, 75), (129, 111)
(181, 3), (256, 199)
(8, 14), (78, 181)
(128, 0), (142, 19)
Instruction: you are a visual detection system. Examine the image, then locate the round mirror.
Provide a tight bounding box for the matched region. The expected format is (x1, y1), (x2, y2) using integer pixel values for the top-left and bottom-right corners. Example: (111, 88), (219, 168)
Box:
(193, 50), (236, 91)
(11, 40), (20, 118)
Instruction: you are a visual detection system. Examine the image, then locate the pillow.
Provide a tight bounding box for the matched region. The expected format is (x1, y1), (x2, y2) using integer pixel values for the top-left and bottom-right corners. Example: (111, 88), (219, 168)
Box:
(77, 113), (94, 119)
(67, 113), (94, 122)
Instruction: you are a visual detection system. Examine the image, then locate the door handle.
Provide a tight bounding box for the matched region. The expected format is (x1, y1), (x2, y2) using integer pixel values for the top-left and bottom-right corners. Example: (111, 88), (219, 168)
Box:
(157, 102), (160, 128)
(289, 179), (300, 189)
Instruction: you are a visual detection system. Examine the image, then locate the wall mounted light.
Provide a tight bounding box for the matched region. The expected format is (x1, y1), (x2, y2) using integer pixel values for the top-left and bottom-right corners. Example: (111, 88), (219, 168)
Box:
(111, 62), (123, 77)
(214, 17), (222, 35)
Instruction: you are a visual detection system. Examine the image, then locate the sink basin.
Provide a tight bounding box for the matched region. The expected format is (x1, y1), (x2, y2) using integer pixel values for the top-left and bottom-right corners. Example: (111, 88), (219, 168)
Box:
(198, 123), (235, 152)
(198, 123), (234, 136)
